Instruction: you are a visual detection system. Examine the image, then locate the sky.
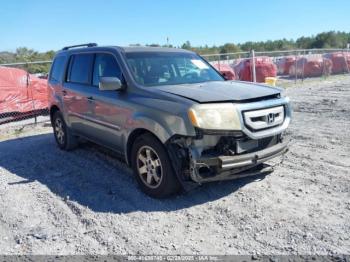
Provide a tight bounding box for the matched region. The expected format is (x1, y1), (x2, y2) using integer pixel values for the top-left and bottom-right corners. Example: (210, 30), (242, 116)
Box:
(1, 0), (349, 52)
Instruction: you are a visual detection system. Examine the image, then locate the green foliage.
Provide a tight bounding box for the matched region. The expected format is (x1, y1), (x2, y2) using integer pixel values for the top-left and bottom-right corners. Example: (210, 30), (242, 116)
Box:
(181, 41), (192, 50)
(0, 31), (349, 74)
(0, 48), (55, 74)
(183, 31), (350, 54)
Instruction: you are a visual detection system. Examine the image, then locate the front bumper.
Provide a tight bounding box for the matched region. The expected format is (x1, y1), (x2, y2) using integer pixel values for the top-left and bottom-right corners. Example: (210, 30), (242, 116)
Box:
(190, 141), (288, 183)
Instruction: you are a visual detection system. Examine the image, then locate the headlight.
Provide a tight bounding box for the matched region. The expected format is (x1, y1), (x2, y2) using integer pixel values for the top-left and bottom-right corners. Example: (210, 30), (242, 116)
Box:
(188, 103), (241, 130)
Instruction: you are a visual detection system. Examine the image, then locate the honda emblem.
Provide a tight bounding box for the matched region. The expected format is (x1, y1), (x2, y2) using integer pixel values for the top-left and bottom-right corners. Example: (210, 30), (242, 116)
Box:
(267, 113), (275, 124)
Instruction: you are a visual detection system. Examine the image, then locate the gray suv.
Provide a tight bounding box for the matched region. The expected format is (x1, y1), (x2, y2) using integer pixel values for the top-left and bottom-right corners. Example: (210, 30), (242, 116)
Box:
(48, 43), (291, 198)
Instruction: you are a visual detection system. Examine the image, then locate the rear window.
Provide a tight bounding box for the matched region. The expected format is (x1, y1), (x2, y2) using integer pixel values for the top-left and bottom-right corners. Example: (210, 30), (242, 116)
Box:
(67, 54), (94, 84)
(50, 56), (65, 82)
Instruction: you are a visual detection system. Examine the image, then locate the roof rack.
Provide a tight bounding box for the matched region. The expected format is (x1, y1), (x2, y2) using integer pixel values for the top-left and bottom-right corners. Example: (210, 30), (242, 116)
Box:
(62, 43), (97, 50)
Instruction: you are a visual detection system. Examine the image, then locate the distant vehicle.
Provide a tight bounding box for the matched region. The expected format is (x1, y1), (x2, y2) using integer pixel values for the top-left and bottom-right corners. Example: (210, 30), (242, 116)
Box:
(48, 43), (292, 198)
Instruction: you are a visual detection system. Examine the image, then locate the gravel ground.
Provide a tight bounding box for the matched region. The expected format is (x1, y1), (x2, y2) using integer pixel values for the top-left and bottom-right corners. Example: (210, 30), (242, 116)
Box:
(0, 76), (349, 255)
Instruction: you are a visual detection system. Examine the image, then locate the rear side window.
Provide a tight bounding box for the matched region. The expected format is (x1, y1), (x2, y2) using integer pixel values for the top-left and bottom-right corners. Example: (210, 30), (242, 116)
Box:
(50, 56), (65, 82)
(67, 54), (94, 84)
(92, 53), (121, 86)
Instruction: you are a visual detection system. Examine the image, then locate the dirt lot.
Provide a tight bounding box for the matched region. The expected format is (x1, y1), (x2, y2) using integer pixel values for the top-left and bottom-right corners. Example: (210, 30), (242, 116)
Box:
(0, 76), (349, 255)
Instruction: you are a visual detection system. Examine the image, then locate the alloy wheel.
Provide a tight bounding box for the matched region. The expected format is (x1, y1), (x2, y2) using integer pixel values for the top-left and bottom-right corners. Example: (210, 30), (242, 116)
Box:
(137, 146), (163, 189)
(54, 118), (65, 145)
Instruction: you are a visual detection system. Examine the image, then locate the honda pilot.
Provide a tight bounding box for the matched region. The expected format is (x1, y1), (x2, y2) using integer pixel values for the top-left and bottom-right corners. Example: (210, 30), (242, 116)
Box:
(48, 43), (292, 198)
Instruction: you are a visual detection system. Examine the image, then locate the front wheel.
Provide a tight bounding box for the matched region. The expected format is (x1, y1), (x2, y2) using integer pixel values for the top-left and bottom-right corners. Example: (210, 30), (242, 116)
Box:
(131, 134), (181, 198)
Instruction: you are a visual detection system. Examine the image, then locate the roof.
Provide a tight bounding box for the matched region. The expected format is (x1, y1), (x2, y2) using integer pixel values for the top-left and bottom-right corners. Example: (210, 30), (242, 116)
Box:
(119, 46), (193, 53)
(57, 44), (194, 54)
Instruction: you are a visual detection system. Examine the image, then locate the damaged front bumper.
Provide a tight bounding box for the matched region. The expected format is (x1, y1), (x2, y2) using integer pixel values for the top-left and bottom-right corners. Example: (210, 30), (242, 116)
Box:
(189, 141), (288, 183)
(188, 140), (288, 184)
(167, 134), (289, 187)
(199, 141), (287, 171)
(167, 97), (292, 186)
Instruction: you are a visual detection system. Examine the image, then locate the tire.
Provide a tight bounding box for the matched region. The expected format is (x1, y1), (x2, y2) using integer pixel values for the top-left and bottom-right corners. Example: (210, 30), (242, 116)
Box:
(52, 111), (78, 151)
(131, 134), (181, 198)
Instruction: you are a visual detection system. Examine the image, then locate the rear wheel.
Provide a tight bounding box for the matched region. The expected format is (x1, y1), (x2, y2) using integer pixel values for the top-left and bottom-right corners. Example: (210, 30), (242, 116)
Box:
(52, 111), (78, 150)
(131, 134), (181, 198)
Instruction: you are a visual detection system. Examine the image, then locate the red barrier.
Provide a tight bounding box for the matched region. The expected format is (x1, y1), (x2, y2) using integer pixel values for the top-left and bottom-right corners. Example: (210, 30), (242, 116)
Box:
(276, 56), (296, 75)
(0, 66), (48, 114)
(324, 52), (350, 74)
(234, 57), (277, 82)
(288, 57), (333, 77)
(212, 63), (236, 80)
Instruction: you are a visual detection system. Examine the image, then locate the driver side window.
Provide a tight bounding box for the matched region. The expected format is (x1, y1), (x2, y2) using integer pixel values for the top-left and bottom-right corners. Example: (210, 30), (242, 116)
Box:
(92, 53), (121, 86)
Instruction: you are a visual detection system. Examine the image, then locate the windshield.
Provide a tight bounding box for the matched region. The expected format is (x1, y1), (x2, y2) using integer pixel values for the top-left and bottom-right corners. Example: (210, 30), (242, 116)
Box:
(125, 52), (224, 86)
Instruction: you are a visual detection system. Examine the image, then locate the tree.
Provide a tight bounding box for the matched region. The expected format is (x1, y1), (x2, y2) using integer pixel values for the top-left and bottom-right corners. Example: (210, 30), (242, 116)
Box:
(181, 41), (191, 50)
(1, 31), (350, 73)
(148, 44), (160, 47)
(220, 43), (240, 54)
(296, 36), (314, 49)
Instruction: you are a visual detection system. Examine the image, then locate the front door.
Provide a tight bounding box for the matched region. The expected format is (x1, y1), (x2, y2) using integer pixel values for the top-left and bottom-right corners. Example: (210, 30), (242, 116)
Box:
(86, 53), (127, 152)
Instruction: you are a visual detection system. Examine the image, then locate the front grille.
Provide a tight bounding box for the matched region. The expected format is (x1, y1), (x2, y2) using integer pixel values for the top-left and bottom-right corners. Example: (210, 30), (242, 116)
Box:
(243, 106), (285, 131)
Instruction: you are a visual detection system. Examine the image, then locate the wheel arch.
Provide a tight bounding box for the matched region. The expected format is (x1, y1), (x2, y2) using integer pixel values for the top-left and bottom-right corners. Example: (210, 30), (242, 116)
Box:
(125, 128), (167, 167)
(49, 105), (60, 124)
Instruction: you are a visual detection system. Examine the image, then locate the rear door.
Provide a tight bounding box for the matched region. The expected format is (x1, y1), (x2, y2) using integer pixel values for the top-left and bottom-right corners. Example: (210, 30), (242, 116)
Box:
(62, 53), (94, 136)
(48, 55), (66, 104)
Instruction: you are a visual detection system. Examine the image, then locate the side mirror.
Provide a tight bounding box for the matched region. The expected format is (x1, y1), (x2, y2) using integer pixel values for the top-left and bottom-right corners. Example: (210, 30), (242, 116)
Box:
(99, 77), (123, 91)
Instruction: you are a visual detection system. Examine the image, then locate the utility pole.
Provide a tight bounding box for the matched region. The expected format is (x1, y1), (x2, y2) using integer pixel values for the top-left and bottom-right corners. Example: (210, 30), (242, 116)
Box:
(251, 50), (256, 82)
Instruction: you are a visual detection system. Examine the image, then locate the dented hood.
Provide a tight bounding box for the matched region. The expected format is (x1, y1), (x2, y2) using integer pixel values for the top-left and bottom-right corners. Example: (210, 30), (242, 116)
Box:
(153, 80), (281, 103)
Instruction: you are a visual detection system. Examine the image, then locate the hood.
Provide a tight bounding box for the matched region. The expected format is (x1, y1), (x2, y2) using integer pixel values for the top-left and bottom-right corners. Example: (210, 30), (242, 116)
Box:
(153, 81), (281, 103)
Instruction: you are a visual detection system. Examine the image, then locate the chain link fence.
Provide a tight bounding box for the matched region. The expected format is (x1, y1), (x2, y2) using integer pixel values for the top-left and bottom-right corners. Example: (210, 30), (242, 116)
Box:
(1, 48), (350, 127)
(202, 48), (350, 84)
(0, 61), (51, 127)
